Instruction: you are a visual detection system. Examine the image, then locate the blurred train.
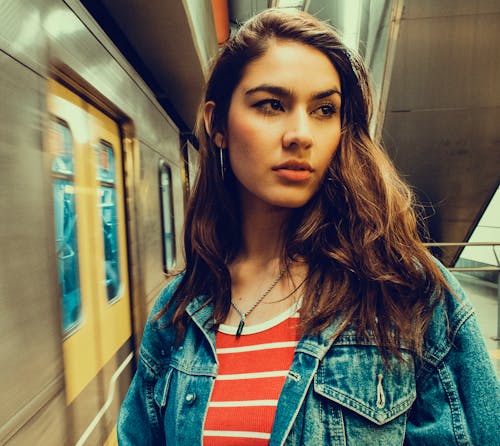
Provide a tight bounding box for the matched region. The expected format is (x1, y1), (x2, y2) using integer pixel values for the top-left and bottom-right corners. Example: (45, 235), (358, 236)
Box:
(0, 1), (198, 444)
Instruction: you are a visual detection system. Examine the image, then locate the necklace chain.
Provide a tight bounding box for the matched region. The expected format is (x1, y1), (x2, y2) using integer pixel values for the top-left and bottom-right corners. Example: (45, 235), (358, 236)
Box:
(231, 269), (285, 337)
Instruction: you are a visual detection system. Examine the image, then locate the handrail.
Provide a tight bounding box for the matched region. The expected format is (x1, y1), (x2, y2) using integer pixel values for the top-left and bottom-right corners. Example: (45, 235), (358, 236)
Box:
(426, 242), (500, 340)
(423, 242), (500, 272)
(424, 242), (500, 247)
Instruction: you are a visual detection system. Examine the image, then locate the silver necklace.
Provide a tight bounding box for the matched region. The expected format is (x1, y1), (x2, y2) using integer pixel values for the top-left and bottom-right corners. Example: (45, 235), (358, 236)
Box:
(231, 269), (285, 338)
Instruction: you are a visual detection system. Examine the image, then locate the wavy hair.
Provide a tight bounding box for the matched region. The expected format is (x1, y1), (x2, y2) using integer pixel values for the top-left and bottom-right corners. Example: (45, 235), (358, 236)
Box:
(158, 9), (448, 359)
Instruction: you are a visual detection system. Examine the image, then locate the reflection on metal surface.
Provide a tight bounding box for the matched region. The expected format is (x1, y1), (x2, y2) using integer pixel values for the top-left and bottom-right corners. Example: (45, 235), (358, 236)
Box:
(342, 0), (362, 51)
(44, 8), (82, 37)
(269, 0), (310, 12)
(11, 9), (40, 52)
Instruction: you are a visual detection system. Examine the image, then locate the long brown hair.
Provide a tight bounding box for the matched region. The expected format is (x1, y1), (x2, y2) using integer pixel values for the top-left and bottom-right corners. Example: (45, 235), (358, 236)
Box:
(159, 9), (448, 359)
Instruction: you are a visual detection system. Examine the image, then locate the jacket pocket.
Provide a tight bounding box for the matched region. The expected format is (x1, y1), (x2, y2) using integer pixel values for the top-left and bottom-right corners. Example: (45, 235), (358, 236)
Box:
(313, 345), (416, 426)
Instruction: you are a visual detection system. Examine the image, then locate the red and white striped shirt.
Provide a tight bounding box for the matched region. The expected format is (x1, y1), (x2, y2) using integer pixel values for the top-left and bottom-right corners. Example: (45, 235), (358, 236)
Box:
(203, 304), (301, 445)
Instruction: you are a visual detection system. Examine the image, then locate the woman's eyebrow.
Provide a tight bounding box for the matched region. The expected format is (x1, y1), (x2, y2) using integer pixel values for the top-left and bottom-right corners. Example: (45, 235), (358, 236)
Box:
(244, 84), (293, 97)
(311, 88), (342, 100)
(244, 84), (341, 100)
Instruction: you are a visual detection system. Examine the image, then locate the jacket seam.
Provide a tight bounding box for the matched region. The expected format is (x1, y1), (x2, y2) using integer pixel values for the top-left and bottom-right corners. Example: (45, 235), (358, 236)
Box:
(450, 307), (475, 344)
(313, 385), (415, 424)
(140, 347), (161, 377)
(437, 362), (471, 445)
(418, 305), (475, 377)
(278, 363), (319, 446)
(144, 377), (163, 442)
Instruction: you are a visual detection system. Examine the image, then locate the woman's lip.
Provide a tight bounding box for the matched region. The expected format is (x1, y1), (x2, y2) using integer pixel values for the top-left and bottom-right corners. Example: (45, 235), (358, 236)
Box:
(273, 169), (312, 181)
(272, 160), (313, 181)
(272, 160), (313, 171)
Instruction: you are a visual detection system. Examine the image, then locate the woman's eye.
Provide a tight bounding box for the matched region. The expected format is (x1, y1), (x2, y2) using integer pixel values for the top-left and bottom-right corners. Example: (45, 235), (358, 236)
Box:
(314, 103), (336, 117)
(254, 99), (284, 114)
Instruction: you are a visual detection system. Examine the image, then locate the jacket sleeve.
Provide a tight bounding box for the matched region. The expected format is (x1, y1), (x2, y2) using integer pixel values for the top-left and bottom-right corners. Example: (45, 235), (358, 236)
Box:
(117, 276), (182, 445)
(117, 350), (167, 445)
(405, 268), (500, 445)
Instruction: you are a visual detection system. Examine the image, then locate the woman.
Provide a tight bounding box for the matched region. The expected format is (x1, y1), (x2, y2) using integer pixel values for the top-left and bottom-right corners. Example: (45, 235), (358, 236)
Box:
(118, 9), (499, 445)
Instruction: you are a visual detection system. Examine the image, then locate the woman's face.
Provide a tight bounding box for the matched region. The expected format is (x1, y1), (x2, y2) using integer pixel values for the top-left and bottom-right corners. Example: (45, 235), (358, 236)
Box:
(221, 39), (342, 212)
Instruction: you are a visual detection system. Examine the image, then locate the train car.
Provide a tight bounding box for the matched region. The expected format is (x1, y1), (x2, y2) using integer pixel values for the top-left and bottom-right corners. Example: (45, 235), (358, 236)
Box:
(0, 1), (199, 444)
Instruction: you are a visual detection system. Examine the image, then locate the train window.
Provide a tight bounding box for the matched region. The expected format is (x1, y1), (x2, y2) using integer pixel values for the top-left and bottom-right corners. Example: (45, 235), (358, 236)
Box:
(159, 161), (176, 272)
(51, 120), (75, 176)
(96, 140), (116, 182)
(49, 119), (82, 333)
(96, 140), (121, 302)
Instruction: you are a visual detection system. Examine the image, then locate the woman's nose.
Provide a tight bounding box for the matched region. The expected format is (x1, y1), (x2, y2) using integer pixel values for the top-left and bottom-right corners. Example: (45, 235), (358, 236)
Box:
(282, 110), (313, 150)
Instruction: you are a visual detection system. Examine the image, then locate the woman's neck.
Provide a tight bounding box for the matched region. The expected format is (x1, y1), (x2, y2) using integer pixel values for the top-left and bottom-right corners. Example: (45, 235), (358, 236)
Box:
(237, 201), (291, 265)
(226, 200), (307, 327)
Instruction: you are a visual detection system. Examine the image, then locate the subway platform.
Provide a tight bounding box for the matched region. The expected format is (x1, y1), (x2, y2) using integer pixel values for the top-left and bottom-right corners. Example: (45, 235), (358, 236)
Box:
(454, 272), (500, 378)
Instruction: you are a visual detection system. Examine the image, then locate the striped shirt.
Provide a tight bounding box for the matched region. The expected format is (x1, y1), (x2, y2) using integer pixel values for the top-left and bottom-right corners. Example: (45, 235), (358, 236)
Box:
(203, 304), (301, 445)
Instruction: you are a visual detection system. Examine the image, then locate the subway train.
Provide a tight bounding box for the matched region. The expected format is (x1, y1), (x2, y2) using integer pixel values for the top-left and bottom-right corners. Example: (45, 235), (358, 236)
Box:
(0, 1), (198, 444)
(2, 1), (500, 445)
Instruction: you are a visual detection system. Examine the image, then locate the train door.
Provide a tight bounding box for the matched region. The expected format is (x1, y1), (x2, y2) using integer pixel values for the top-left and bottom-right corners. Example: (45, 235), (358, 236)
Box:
(47, 79), (132, 445)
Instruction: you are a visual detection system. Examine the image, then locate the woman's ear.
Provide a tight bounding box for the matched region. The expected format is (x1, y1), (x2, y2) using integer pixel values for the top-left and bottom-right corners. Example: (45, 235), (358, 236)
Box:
(203, 101), (226, 148)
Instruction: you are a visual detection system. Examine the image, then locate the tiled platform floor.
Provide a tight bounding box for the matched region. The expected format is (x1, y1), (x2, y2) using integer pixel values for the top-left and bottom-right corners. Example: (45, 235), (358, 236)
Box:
(454, 272), (500, 378)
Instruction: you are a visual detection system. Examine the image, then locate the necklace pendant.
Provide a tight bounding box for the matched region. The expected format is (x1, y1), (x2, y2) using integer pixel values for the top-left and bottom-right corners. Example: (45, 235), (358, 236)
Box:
(236, 319), (245, 337)
(230, 269), (285, 339)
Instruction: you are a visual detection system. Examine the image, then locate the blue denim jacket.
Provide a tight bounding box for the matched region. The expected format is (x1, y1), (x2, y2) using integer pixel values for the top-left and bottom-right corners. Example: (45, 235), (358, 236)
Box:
(118, 266), (500, 445)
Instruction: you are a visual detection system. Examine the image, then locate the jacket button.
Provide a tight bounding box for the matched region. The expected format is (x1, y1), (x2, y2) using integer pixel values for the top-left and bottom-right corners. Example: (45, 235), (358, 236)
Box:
(185, 393), (196, 404)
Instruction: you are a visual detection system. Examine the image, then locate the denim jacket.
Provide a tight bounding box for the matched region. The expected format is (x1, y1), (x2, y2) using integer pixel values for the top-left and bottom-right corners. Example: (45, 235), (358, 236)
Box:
(118, 265), (500, 445)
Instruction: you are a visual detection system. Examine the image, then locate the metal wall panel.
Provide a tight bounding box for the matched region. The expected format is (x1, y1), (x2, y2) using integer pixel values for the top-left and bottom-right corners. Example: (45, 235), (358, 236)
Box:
(382, 0), (500, 262)
(0, 51), (66, 443)
(5, 394), (67, 445)
(386, 12), (500, 110)
(402, 0), (500, 19)
(0, 0), (49, 74)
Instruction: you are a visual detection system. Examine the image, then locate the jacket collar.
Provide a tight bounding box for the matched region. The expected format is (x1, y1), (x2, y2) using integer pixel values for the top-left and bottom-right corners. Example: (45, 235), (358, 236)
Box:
(186, 295), (217, 358)
(295, 314), (346, 360)
(185, 294), (345, 361)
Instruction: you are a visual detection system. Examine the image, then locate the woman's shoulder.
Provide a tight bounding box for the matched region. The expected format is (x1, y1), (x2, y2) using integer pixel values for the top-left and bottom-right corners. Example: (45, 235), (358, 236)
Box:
(150, 272), (185, 316)
(139, 273), (185, 374)
(422, 258), (476, 363)
(431, 257), (474, 319)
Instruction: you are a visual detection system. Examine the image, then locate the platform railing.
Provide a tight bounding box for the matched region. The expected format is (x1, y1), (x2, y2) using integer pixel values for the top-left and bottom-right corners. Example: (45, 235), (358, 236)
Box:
(424, 242), (500, 272)
(424, 242), (500, 340)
